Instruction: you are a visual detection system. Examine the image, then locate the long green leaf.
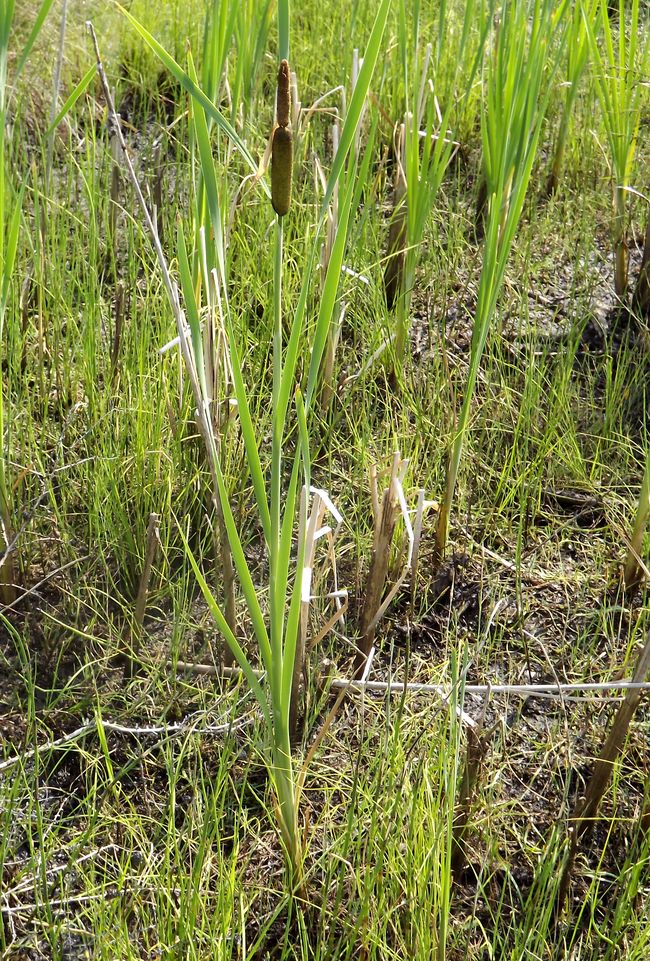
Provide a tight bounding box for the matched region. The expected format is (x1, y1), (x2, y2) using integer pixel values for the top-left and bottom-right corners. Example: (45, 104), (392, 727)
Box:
(46, 64), (96, 136)
(180, 523), (271, 726)
(177, 222), (207, 399)
(223, 320), (272, 545)
(209, 442), (273, 669)
(304, 172), (356, 411)
(0, 184), (23, 322)
(277, 0), (290, 62)
(281, 391), (310, 706)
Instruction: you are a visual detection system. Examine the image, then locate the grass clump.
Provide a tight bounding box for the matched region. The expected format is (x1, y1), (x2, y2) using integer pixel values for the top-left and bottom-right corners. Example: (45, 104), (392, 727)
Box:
(2, 0), (650, 958)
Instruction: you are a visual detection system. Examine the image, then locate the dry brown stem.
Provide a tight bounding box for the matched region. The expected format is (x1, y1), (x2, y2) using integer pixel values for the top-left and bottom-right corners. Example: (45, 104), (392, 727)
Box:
(383, 125), (407, 311)
(632, 213), (650, 317)
(355, 453), (407, 676)
(557, 628), (650, 912)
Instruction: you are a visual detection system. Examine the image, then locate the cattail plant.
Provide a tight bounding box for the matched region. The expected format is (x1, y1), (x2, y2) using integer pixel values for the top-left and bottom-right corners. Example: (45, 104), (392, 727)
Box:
(585, 0), (650, 303)
(545, 0), (594, 196)
(119, 0), (391, 886)
(0, 0), (56, 604)
(434, 0), (567, 563)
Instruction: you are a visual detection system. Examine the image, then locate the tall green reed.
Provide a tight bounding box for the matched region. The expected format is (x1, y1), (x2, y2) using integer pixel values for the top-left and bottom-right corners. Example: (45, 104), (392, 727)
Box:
(119, 0), (390, 884)
(585, 0), (650, 303)
(545, 0), (595, 195)
(389, 0), (486, 377)
(434, 0), (568, 562)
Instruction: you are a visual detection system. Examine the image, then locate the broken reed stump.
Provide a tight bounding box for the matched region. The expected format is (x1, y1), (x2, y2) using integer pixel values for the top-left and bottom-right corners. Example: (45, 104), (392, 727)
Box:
(290, 489), (327, 745)
(0, 508), (17, 607)
(556, 627), (650, 913)
(110, 280), (126, 382)
(354, 453), (405, 678)
(632, 213), (650, 318)
(451, 697), (493, 881)
(383, 138), (407, 311)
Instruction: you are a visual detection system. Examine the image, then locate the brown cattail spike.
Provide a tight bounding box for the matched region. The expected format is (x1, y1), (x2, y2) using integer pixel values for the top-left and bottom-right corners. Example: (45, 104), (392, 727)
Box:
(276, 59), (291, 128)
(271, 125), (293, 217)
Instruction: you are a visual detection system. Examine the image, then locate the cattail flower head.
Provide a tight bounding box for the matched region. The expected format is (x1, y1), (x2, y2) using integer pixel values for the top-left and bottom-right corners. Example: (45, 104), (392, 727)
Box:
(271, 60), (293, 217)
(276, 59), (291, 128)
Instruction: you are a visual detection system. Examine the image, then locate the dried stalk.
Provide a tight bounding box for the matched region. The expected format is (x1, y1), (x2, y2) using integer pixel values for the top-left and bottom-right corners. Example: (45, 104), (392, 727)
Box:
(317, 121), (343, 413)
(632, 212), (650, 318)
(110, 280), (125, 381)
(572, 632), (650, 834)
(291, 487), (344, 743)
(383, 124), (407, 311)
(622, 454), (650, 593)
(451, 694), (494, 879)
(108, 107), (122, 244)
(0, 507), (16, 605)
(613, 183), (629, 303)
(557, 628), (650, 912)
(355, 453), (412, 676)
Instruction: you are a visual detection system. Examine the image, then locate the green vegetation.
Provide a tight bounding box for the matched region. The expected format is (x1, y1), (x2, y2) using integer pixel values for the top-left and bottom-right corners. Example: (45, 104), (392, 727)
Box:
(2, 0), (650, 959)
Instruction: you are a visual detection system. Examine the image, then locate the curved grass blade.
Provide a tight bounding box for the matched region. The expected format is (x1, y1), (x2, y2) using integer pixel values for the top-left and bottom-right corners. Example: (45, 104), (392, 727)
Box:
(46, 64), (96, 136)
(0, 184), (23, 322)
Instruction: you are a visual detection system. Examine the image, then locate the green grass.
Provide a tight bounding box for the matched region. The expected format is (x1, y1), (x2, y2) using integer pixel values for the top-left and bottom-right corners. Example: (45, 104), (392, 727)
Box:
(2, 0), (650, 958)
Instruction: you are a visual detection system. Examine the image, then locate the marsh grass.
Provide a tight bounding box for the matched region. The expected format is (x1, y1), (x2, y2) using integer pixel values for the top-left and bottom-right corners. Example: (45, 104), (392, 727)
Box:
(1, 0), (650, 958)
(585, 0), (650, 303)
